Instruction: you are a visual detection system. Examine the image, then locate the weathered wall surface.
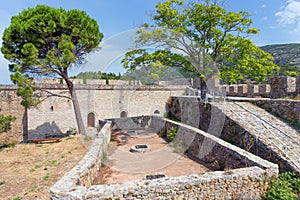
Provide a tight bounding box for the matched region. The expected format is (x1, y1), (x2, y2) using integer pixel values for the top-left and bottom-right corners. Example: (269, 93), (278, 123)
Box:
(0, 84), (184, 141)
(167, 97), (298, 174)
(50, 116), (278, 200)
(221, 76), (300, 98)
(49, 121), (111, 199)
(27, 85), (184, 139)
(0, 86), (26, 143)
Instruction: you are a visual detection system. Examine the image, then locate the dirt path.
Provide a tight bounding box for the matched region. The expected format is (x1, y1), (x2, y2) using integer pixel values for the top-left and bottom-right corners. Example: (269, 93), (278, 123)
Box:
(0, 135), (87, 200)
(95, 130), (211, 184)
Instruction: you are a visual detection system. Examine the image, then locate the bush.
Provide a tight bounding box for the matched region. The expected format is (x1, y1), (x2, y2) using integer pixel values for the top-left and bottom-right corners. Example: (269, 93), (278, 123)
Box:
(263, 172), (300, 200)
(0, 114), (16, 133)
(167, 127), (177, 141)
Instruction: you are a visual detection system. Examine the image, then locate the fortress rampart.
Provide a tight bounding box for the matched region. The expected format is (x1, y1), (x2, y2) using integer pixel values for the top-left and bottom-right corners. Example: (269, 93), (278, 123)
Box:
(1, 76), (299, 143)
(222, 76), (300, 98)
(0, 80), (186, 142)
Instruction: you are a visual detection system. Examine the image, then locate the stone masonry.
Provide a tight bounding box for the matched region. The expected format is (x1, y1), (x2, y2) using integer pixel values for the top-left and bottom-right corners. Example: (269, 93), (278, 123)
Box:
(50, 116), (278, 200)
(168, 96), (300, 175)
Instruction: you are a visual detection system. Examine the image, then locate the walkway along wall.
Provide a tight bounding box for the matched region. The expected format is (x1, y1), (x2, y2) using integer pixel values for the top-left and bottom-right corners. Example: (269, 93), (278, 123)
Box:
(50, 116), (278, 199)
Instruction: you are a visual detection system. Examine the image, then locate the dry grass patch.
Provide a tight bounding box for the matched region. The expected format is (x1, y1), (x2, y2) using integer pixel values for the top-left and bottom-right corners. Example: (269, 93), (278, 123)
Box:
(0, 135), (87, 200)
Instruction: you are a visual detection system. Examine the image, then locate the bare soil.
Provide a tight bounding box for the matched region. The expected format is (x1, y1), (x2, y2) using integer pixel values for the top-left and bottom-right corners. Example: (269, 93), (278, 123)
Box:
(95, 130), (211, 184)
(0, 135), (87, 200)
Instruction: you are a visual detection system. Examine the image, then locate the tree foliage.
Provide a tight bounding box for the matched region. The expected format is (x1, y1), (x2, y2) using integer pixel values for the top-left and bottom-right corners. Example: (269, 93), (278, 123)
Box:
(0, 114), (16, 134)
(122, 0), (279, 84)
(1, 5), (103, 134)
(74, 71), (122, 80)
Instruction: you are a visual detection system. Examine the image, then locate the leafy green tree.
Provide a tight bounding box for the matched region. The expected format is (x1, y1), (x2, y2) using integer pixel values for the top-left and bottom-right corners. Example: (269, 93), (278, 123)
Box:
(122, 0), (279, 85)
(1, 5), (103, 135)
(74, 71), (122, 80)
(0, 114), (16, 134)
(123, 59), (187, 85)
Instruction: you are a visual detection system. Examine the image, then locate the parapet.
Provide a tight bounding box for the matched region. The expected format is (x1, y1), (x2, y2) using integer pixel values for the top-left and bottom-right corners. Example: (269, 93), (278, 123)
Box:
(223, 76), (300, 99)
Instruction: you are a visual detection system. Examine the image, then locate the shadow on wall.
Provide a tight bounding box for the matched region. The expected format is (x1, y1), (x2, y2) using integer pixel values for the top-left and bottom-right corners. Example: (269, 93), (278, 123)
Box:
(28, 121), (61, 140)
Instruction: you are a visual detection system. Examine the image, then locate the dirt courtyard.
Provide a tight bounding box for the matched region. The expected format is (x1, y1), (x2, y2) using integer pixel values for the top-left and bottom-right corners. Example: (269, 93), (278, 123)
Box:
(0, 135), (87, 200)
(95, 129), (211, 184)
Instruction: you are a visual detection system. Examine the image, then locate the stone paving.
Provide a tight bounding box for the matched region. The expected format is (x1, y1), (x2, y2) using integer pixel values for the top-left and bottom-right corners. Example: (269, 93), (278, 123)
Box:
(213, 101), (300, 173)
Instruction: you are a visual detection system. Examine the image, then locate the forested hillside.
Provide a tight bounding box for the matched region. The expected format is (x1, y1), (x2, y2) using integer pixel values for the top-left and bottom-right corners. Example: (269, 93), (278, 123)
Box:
(261, 43), (300, 76)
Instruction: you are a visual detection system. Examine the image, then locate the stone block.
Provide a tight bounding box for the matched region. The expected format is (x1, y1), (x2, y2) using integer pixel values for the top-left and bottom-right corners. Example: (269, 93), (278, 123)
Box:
(237, 84), (247, 96)
(228, 85), (237, 96)
(86, 79), (106, 85)
(108, 80), (129, 85)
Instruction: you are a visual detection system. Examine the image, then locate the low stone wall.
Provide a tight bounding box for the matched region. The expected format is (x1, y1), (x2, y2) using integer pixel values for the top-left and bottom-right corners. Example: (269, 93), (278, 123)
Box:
(49, 121), (111, 199)
(68, 167), (271, 199)
(50, 116), (278, 199)
(106, 115), (152, 130)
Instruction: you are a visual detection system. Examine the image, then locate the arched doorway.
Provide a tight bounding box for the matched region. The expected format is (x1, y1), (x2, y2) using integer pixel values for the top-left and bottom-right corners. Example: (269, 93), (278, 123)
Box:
(120, 111), (127, 118)
(154, 110), (160, 114)
(87, 112), (95, 127)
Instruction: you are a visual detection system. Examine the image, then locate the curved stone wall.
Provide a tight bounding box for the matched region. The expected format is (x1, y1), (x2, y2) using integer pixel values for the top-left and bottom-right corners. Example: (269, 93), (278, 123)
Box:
(49, 117), (278, 200)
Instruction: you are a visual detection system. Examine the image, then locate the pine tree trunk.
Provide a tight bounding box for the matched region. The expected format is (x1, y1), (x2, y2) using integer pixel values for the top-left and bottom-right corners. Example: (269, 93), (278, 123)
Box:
(65, 79), (86, 135)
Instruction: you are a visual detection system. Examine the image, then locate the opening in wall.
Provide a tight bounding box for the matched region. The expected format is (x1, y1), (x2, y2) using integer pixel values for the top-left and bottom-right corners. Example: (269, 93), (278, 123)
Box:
(120, 111), (127, 118)
(154, 110), (160, 114)
(87, 112), (95, 127)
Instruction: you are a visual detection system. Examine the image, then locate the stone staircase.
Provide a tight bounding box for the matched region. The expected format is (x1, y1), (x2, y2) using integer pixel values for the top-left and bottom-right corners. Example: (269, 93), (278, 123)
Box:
(213, 101), (300, 174)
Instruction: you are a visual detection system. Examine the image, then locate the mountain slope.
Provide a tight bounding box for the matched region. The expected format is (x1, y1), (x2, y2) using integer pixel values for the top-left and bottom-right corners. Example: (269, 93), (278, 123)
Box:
(260, 43), (300, 75)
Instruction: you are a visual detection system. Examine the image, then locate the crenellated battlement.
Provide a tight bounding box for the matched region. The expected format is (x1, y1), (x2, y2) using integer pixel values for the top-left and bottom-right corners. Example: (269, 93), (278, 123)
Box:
(221, 76), (300, 98)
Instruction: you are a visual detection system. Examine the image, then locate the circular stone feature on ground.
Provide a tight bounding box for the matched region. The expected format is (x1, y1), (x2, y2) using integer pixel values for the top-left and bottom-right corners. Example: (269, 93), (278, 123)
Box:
(130, 144), (151, 153)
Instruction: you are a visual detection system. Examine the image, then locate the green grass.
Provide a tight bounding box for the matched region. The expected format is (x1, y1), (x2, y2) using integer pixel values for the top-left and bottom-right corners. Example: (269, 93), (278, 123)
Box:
(0, 142), (16, 150)
(34, 164), (42, 169)
(42, 174), (50, 181)
(47, 160), (57, 167)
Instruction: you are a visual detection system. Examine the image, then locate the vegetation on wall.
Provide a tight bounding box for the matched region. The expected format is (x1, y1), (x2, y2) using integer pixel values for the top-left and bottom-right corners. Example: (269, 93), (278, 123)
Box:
(0, 114), (16, 133)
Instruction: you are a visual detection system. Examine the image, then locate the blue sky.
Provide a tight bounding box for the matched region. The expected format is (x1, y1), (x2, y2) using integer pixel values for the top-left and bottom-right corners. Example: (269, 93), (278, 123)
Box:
(0, 0), (300, 84)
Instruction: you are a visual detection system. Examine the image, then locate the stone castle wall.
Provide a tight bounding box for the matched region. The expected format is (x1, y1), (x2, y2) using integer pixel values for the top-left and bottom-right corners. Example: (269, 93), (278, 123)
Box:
(222, 76), (300, 98)
(167, 96), (300, 174)
(0, 83), (185, 141)
(50, 116), (278, 199)
(0, 86), (26, 143)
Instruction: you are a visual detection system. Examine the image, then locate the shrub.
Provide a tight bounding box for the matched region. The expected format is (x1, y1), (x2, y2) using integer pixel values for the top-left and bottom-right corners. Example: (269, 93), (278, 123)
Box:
(263, 172), (300, 200)
(0, 114), (16, 133)
(167, 127), (177, 141)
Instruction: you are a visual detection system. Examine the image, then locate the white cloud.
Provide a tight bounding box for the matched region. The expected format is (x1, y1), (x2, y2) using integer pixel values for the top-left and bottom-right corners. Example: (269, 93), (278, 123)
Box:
(261, 4), (266, 9)
(275, 0), (300, 32)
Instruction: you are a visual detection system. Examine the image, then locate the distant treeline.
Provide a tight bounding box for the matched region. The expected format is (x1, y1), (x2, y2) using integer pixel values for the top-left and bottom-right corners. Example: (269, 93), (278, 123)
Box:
(73, 71), (122, 80)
